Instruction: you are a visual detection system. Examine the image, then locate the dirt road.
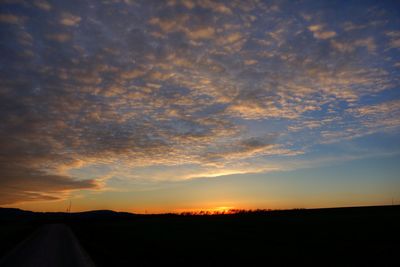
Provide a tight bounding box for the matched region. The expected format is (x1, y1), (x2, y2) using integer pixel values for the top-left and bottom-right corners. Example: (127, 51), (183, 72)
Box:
(0, 224), (95, 267)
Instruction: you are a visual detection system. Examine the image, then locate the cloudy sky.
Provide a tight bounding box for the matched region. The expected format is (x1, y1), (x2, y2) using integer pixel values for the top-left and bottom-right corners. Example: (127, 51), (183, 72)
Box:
(1, 0), (399, 213)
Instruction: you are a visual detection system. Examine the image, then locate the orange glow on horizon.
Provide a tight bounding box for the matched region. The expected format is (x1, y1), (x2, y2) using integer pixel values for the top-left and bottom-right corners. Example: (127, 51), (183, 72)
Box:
(173, 206), (237, 215)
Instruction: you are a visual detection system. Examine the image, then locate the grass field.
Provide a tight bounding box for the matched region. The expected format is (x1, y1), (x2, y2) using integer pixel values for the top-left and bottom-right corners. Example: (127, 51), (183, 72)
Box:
(70, 206), (400, 266)
(0, 222), (37, 259)
(0, 206), (398, 266)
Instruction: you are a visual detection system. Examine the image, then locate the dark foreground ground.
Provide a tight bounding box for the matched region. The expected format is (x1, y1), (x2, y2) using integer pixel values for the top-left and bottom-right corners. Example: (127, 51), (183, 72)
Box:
(1, 205), (399, 266)
(0, 224), (94, 267)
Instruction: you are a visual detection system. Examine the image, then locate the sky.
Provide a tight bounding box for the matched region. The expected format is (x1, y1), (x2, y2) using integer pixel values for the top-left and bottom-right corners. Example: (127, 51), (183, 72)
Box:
(0, 0), (400, 213)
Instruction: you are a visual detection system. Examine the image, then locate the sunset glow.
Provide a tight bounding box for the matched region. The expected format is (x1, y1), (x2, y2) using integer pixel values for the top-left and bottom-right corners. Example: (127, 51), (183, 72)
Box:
(1, 0), (400, 213)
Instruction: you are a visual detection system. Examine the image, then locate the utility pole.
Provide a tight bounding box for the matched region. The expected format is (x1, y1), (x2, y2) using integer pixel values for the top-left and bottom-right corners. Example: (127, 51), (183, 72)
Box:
(66, 200), (72, 213)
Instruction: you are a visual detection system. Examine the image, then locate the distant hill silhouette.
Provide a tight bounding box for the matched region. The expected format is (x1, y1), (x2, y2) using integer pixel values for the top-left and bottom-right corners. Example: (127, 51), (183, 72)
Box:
(0, 207), (137, 222)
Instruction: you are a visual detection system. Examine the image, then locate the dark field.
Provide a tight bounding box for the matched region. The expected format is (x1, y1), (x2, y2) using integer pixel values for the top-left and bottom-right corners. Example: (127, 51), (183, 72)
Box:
(1, 205), (399, 266)
(0, 222), (37, 260)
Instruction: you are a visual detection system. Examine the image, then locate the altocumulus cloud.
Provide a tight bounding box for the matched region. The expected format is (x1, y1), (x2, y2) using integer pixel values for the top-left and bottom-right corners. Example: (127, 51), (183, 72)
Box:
(0, 0), (400, 204)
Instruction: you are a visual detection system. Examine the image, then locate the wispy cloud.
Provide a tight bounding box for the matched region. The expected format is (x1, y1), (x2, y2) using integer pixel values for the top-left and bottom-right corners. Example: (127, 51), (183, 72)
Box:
(0, 163), (98, 205)
(308, 24), (336, 39)
(59, 12), (81, 26)
(386, 31), (400, 49)
(0, 14), (25, 25)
